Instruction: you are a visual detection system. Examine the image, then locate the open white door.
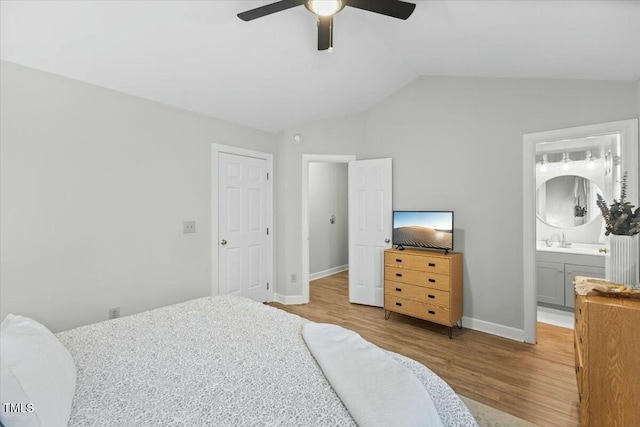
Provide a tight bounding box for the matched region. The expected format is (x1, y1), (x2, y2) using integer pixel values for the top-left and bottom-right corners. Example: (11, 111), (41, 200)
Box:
(348, 158), (393, 306)
(218, 152), (270, 302)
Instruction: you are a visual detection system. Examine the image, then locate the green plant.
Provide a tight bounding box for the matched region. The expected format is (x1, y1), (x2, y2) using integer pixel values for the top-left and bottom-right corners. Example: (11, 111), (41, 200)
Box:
(596, 172), (640, 236)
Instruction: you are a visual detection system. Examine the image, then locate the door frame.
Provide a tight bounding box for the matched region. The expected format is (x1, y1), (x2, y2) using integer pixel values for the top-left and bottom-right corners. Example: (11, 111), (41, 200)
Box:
(302, 154), (356, 303)
(522, 119), (638, 344)
(212, 144), (274, 300)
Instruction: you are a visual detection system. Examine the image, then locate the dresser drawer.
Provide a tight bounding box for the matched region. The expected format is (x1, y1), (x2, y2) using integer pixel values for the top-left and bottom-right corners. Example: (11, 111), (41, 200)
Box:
(384, 280), (450, 308)
(384, 252), (450, 275)
(384, 267), (450, 291)
(385, 295), (451, 325)
(574, 296), (587, 365)
(574, 329), (584, 397)
(575, 295), (587, 339)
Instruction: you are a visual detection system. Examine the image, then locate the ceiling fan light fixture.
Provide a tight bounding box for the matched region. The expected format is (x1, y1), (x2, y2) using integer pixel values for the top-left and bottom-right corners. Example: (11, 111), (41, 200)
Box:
(306, 0), (344, 17)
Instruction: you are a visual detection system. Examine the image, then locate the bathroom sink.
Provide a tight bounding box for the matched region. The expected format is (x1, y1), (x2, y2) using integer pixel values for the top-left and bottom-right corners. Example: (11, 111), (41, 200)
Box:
(536, 241), (606, 256)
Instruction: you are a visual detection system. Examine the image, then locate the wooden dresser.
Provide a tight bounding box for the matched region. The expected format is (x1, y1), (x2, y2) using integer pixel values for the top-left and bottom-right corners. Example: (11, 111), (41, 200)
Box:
(383, 248), (463, 338)
(574, 291), (640, 426)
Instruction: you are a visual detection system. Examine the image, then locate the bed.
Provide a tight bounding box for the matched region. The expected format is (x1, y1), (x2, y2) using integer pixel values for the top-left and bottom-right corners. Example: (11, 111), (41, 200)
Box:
(2, 295), (477, 426)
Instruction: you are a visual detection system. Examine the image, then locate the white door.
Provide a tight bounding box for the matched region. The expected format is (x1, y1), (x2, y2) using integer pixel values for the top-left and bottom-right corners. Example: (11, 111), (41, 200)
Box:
(348, 158), (393, 306)
(218, 152), (269, 302)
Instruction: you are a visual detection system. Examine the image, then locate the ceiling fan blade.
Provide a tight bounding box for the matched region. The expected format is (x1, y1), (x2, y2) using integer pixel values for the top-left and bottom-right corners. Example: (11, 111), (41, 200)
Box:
(317, 15), (333, 51)
(237, 0), (305, 22)
(346, 0), (416, 20)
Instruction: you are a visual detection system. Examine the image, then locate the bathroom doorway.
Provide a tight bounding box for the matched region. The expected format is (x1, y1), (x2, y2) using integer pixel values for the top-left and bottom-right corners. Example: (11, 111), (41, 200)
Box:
(522, 119), (639, 344)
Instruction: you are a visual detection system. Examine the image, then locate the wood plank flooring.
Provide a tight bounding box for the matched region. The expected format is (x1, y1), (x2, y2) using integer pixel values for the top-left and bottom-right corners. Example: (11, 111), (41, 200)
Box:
(269, 271), (580, 427)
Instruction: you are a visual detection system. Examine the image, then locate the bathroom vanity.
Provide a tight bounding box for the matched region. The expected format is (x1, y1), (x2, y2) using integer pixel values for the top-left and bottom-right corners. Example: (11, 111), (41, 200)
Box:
(536, 242), (605, 309)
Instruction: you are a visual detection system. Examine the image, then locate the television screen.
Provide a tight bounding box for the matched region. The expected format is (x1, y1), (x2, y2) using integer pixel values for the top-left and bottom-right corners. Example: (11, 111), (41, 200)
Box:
(392, 211), (454, 252)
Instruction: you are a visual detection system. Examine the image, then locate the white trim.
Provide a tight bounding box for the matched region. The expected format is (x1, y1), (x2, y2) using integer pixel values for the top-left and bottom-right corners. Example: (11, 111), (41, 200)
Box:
(537, 306), (574, 330)
(302, 154), (356, 304)
(522, 133), (537, 344)
(309, 264), (349, 281)
(212, 144), (274, 302)
(462, 316), (525, 342)
(273, 293), (305, 305)
(522, 119), (639, 344)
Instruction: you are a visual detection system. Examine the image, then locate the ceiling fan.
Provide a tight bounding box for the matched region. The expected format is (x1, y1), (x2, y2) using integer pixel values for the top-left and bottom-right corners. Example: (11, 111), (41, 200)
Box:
(237, 0), (416, 51)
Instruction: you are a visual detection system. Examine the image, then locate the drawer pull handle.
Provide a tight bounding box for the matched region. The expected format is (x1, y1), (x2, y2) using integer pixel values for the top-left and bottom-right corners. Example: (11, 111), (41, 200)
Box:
(428, 278), (436, 283)
(428, 294), (435, 299)
(428, 310), (435, 315)
(396, 273), (402, 277)
(428, 263), (436, 267)
(396, 259), (402, 262)
(395, 288), (402, 292)
(395, 302), (402, 307)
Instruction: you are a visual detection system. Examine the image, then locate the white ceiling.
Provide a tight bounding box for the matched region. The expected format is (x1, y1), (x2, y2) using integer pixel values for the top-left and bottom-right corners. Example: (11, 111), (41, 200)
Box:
(2, 1), (639, 133)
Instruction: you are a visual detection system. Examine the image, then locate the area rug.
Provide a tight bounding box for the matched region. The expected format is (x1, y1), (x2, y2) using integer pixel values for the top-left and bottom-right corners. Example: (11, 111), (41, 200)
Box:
(460, 396), (538, 427)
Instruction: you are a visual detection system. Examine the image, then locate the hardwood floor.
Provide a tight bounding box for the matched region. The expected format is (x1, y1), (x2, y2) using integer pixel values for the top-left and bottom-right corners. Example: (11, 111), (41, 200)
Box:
(269, 271), (580, 427)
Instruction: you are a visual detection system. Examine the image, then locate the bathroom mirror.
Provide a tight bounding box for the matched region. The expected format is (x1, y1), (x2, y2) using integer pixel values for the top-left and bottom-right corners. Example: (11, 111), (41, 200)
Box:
(536, 175), (602, 228)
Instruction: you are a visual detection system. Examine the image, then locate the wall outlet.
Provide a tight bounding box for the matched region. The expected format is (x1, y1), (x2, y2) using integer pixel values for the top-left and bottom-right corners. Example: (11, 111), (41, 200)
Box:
(183, 221), (196, 234)
(291, 273), (297, 283)
(108, 307), (120, 319)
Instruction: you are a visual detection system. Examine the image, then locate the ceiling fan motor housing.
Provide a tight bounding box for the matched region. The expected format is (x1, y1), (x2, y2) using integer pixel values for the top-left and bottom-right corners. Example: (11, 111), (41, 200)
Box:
(304, 0), (346, 17)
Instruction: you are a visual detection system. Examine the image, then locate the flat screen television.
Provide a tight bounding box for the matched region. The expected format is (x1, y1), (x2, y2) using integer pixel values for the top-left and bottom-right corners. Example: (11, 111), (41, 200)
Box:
(392, 211), (454, 253)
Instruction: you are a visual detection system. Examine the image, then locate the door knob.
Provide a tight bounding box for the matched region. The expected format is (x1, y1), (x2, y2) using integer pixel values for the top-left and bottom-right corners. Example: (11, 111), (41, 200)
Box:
(220, 239), (227, 246)
(385, 238), (390, 243)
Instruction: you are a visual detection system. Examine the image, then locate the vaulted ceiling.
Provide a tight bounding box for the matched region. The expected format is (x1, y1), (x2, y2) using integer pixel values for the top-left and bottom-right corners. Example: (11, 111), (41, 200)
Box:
(2, 1), (639, 133)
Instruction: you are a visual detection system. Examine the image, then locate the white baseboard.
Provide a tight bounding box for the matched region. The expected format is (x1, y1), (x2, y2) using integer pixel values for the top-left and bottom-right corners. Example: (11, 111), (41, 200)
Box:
(273, 293), (306, 305)
(309, 264), (348, 281)
(462, 316), (525, 342)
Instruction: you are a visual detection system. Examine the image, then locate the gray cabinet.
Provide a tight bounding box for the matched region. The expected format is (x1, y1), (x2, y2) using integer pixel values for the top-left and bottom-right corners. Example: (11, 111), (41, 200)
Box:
(564, 264), (606, 308)
(536, 255), (605, 309)
(537, 261), (565, 305)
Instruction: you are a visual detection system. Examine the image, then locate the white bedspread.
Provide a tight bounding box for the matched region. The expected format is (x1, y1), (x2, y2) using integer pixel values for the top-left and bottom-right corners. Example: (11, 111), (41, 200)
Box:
(303, 322), (443, 427)
(56, 295), (477, 426)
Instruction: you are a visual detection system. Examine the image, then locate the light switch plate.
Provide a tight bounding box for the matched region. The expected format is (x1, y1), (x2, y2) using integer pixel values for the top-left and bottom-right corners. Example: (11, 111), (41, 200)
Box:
(183, 221), (196, 233)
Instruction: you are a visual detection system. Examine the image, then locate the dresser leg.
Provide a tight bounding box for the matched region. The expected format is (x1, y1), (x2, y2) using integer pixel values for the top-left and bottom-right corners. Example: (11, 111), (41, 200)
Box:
(384, 310), (392, 320)
(456, 319), (463, 329)
(448, 327), (453, 339)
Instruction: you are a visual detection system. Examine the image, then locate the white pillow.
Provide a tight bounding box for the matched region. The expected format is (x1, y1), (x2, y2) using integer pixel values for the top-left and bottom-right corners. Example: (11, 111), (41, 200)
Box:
(0, 314), (76, 427)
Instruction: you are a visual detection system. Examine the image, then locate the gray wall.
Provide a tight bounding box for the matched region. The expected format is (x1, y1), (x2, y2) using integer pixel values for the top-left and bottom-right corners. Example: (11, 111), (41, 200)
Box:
(2, 60), (638, 336)
(278, 76), (638, 331)
(309, 162), (348, 275)
(0, 61), (276, 332)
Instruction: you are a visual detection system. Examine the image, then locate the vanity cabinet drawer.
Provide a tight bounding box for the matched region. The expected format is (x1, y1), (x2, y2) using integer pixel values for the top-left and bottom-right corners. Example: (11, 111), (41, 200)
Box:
(384, 267), (450, 291)
(384, 281), (450, 308)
